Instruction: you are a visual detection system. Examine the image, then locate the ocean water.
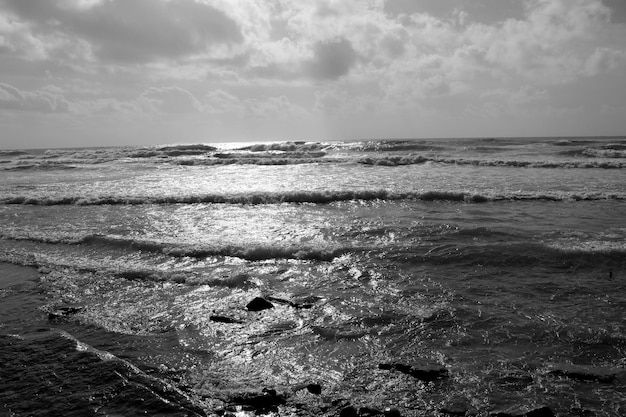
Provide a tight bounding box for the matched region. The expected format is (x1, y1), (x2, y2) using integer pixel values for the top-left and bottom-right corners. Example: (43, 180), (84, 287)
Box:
(1, 137), (625, 417)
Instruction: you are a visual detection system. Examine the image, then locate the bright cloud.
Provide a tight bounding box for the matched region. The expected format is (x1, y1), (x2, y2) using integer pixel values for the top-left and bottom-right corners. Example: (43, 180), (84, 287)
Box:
(0, 0), (625, 148)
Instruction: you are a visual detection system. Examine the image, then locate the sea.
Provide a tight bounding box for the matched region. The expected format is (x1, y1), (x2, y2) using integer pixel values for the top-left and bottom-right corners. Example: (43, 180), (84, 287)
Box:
(0, 137), (625, 417)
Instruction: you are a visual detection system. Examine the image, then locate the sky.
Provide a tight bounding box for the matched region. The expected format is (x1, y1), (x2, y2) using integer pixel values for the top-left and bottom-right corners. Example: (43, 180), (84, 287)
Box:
(0, 0), (625, 149)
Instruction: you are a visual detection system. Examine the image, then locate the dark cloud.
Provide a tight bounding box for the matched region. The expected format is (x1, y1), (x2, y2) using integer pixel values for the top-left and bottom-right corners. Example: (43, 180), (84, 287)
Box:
(0, 0), (243, 63)
(603, 0), (626, 23)
(306, 38), (357, 81)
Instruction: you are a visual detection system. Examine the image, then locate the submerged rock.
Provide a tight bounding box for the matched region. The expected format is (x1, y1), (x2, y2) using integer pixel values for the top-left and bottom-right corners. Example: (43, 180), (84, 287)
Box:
(490, 405), (555, 417)
(306, 383), (322, 395)
(292, 382), (322, 396)
(548, 364), (618, 383)
(378, 361), (449, 381)
(46, 305), (84, 322)
(293, 295), (324, 309)
(383, 407), (402, 417)
(526, 406), (556, 417)
(359, 406), (384, 416)
(266, 294), (323, 309)
(339, 406), (358, 417)
(245, 297), (274, 312)
(209, 315), (243, 324)
(228, 388), (287, 413)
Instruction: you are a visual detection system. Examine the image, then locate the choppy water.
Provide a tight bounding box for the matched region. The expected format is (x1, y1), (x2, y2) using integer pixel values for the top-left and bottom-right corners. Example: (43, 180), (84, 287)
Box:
(1, 137), (626, 416)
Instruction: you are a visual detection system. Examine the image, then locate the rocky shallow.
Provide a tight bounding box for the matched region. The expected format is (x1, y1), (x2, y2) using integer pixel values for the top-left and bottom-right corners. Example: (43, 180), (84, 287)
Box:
(30, 294), (626, 417)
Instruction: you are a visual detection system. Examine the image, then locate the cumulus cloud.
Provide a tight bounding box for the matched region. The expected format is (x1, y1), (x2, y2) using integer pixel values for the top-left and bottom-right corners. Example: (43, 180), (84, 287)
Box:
(0, 83), (70, 112)
(305, 38), (358, 80)
(139, 86), (203, 114)
(469, 0), (615, 82)
(1, 0), (626, 147)
(0, 0), (243, 63)
(584, 46), (626, 75)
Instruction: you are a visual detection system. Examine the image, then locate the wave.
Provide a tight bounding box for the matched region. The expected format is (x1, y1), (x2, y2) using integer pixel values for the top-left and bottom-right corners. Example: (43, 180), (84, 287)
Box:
(350, 139), (446, 152)
(358, 155), (626, 168)
(1, 161), (81, 171)
(235, 141), (326, 152)
(0, 232), (349, 262)
(2, 189), (625, 206)
(174, 151), (335, 166)
(559, 143), (626, 159)
(392, 241), (626, 269)
(0, 150), (28, 157)
(83, 235), (348, 262)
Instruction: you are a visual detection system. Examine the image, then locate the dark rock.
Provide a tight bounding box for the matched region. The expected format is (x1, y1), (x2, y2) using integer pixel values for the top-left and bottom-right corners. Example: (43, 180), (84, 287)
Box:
(266, 296), (293, 306)
(306, 383), (322, 395)
(228, 389), (286, 413)
(490, 409), (525, 417)
(384, 407), (402, 417)
(246, 297), (274, 312)
(359, 406), (384, 416)
(266, 295), (323, 309)
(570, 407), (597, 416)
(209, 315), (243, 324)
(526, 406), (555, 417)
(47, 305), (84, 321)
(548, 364), (617, 383)
(489, 406), (555, 417)
(494, 372), (534, 388)
(332, 399), (351, 407)
(339, 406), (358, 417)
(378, 361), (449, 381)
(293, 295), (323, 309)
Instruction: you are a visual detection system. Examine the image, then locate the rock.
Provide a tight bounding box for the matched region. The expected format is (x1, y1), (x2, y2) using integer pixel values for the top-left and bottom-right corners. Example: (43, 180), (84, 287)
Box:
(47, 305), (84, 322)
(266, 296), (293, 306)
(378, 361), (449, 381)
(548, 364), (617, 383)
(246, 297), (274, 312)
(209, 315), (243, 324)
(339, 406), (358, 417)
(293, 295), (323, 309)
(384, 407), (402, 417)
(266, 294), (323, 309)
(570, 407), (597, 416)
(228, 388), (286, 413)
(489, 406), (555, 417)
(359, 406), (384, 416)
(526, 406), (555, 417)
(306, 383), (322, 395)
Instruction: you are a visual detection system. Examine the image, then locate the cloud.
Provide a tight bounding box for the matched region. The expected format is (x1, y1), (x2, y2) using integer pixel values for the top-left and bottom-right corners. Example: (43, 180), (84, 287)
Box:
(469, 0), (615, 82)
(305, 38), (358, 80)
(584, 46), (626, 75)
(0, 0), (243, 63)
(139, 86), (203, 114)
(0, 83), (70, 112)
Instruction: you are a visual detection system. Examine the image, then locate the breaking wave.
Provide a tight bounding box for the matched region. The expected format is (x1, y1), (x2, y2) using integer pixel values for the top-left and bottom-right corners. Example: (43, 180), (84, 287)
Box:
(235, 141), (327, 152)
(2, 189), (624, 206)
(358, 155), (626, 168)
(0, 232), (350, 262)
(349, 140), (446, 152)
